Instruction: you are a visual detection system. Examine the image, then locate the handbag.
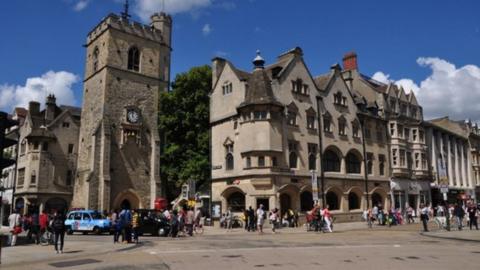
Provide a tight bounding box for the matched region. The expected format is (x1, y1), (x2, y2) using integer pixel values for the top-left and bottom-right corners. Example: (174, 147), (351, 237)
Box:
(12, 214), (23, 234)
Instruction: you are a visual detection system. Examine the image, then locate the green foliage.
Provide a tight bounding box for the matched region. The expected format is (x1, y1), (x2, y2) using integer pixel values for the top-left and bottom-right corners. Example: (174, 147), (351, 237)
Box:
(159, 65), (212, 200)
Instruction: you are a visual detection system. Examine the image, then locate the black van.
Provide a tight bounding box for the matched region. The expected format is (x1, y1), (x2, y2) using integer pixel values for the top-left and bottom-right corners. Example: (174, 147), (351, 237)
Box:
(135, 209), (171, 237)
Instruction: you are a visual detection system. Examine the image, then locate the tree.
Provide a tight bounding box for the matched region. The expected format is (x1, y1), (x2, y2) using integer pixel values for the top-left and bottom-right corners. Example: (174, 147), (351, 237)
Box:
(159, 65), (211, 201)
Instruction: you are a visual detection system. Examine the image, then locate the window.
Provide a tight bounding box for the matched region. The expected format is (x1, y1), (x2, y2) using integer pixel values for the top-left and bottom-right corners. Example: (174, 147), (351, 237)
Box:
(323, 149), (340, 172)
(246, 157), (251, 168)
(352, 121), (360, 138)
(410, 107), (417, 118)
(379, 154), (385, 175)
(390, 123), (396, 136)
(18, 168), (25, 186)
(127, 46), (140, 71)
(307, 115), (315, 130)
(338, 117), (347, 136)
(367, 152), (373, 175)
(346, 152), (361, 174)
(30, 170), (36, 185)
(20, 140), (26, 155)
(222, 82), (233, 95)
(302, 84), (309, 95)
(400, 149), (406, 166)
(291, 78), (307, 94)
(407, 151), (412, 170)
(92, 47), (99, 72)
(326, 191), (340, 210)
(398, 125), (404, 138)
(225, 144), (234, 170)
(68, 144), (74, 154)
(342, 96), (347, 106)
(253, 111), (267, 120)
(300, 191), (314, 211)
(392, 149), (398, 166)
(33, 142), (39, 150)
(258, 156), (265, 167)
(42, 142), (49, 151)
(404, 128), (410, 140)
(334, 92), (342, 105)
(308, 143), (317, 170)
(348, 192), (360, 210)
(419, 130), (424, 142)
(400, 103), (407, 115)
(323, 115), (332, 133)
(376, 126), (383, 142)
(288, 141), (298, 169)
(415, 153), (420, 169)
(66, 170), (73, 186)
(287, 111), (297, 126)
(62, 122), (70, 128)
(412, 129), (418, 141)
(421, 153), (427, 169)
(389, 98), (396, 112)
(227, 192), (245, 212)
(271, 156), (277, 167)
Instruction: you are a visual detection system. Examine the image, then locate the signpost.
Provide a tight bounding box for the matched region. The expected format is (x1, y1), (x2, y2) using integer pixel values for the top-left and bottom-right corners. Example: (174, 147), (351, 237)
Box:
(437, 157), (450, 231)
(311, 170), (319, 205)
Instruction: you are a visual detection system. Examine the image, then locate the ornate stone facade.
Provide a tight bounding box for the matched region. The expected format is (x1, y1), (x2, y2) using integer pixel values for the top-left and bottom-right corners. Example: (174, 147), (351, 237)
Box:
(71, 12), (171, 210)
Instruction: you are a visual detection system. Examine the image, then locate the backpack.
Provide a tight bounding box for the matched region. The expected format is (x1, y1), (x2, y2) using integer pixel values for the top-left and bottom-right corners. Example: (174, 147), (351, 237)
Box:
(52, 217), (65, 230)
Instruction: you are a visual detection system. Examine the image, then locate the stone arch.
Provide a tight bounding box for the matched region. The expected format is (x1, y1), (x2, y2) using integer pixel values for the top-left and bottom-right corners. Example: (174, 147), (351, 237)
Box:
(323, 145), (343, 172)
(370, 187), (388, 208)
(278, 184), (300, 214)
(345, 149), (363, 174)
(221, 186), (246, 213)
(113, 189), (142, 210)
(325, 186), (343, 211)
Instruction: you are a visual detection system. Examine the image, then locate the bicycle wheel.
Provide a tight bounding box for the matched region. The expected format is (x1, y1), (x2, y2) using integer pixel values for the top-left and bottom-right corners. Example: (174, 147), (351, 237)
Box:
(39, 234), (49, 246)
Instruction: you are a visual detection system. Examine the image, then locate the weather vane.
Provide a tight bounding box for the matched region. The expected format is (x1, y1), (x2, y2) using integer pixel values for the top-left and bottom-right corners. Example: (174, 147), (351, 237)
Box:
(121, 0), (131, 20)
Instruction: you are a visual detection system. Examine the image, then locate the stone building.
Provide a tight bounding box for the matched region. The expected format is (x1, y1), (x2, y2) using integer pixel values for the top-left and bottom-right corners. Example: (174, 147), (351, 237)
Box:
(425, 117), (480, 205)
(210, 48), (391, 221)
(71, 11), (172, 210)
(341, 53), (431, 210)
(12, 95), (81, 214)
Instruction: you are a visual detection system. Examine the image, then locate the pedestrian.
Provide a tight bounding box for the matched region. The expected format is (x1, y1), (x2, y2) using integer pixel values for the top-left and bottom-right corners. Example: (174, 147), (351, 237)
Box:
(131, 209), (140, 243)
(194, 208), (203, 229)
(256, 204), (265, 234)
(52, 211), (66, 254)
(185, 207), (194, 236)
(243, 209), (249, 231)
(453, 203), (465, 230)
(170, 209), (179, 237)
(323, 205), (333, 233)
(119, 207), (132, 243)
(467, 202), (478, 230)
(23, 212), (32, 241)
(247, 206), (255, 232)
(31, 211), (41, 244)
(225, 207), (233, 231)
(111, 209), (121, 243)
(406, 206), (414, 224)
(39, 210), (49, 236)
(8, 209), (22, 246)
(269, 208), (279, 233)
(419, 203), (430, 232)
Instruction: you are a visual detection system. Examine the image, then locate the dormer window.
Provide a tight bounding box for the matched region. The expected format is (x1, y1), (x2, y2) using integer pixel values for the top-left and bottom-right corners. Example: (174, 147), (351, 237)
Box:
(253, 111), (267, 120)
(127, 46), (140, 71)
(338, 117), (347, 136)
(334, 92), (347, 106)
(323, 113), (332, 133)
(352, 121), (360, 138)
(400, 103), (407, 115)
(287, 111), (297, 126)
(291, 78), (309, 95)
(307, 115), (315, 130)
(222, 82), (233, 95)
(390, 98), (396, 112)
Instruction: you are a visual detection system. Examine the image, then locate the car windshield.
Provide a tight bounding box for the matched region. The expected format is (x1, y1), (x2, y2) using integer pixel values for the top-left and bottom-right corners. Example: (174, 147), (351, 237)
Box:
(90, 212), (105, 219)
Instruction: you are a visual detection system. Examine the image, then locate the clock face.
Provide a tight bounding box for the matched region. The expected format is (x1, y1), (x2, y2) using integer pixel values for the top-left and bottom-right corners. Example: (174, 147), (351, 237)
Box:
(127, 110), (139, 123)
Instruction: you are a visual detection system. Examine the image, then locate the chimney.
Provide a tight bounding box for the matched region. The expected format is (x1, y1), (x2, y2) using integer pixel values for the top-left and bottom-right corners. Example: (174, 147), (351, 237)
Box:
(28, 101), (40, 116)
(45, 94), (56, 123)
(212, 57), (226, 85)
(343, 52), (358, 71)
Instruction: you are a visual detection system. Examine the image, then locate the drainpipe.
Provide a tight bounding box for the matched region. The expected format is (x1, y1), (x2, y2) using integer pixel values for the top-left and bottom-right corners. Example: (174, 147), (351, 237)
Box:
(360, 114), (370, 209)
(316, 97), (325, 207)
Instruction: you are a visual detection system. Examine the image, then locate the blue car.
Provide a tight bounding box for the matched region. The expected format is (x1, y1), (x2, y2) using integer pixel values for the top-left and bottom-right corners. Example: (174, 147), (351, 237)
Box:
(65, 210), (111, 235)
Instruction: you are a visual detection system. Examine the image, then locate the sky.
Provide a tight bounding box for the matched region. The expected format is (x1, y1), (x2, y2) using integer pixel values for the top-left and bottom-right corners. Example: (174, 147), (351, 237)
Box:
(1, 0), (480, 121)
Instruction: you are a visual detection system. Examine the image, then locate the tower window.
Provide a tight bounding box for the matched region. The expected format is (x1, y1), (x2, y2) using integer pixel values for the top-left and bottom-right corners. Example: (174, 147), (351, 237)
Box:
(93, 47), (99, 72)
(128, 46), (140, 71)
(225, 144), (234, 170)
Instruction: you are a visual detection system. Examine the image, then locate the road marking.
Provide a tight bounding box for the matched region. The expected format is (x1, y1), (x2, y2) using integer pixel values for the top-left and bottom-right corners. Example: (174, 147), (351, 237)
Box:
(393, 244), (401, 247)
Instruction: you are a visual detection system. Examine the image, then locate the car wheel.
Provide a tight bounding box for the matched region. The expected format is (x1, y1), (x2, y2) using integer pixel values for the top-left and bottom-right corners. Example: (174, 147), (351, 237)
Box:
(93, 226), (102, 235)
(66, 227), (74, 235)
(157, 227), (166, 236)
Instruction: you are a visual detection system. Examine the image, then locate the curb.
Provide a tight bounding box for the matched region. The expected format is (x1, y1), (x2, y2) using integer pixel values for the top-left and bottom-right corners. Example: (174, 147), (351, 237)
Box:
(420, 232), (480, 243)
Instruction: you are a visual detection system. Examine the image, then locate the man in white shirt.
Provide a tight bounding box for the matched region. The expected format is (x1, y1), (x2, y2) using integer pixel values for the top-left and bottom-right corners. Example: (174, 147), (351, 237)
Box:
(8, 210), (21, 246)
(256, 204), (265, 234)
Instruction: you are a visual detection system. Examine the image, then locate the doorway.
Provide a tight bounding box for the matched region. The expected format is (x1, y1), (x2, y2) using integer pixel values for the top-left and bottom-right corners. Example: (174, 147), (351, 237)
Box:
(280, 193), (291, 216)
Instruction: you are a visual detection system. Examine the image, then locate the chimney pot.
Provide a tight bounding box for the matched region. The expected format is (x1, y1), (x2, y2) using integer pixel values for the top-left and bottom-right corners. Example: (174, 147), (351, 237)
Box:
(343, 51), (358, 71)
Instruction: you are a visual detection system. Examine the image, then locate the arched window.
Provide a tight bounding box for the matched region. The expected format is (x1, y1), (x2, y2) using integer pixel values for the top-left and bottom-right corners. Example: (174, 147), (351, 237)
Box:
(300, 191), (313, 211)
(227, 191), (245, 212)
(308, 143), (317, 170)
(348, 192), (360, 210)
(346, 152), (361, 174)
(326, 191), (340, 210)
(226, 153), (234, 170)
(323, 149), (340, 172)
(128, 46), (140, 71)
(92, 47), (99, 72)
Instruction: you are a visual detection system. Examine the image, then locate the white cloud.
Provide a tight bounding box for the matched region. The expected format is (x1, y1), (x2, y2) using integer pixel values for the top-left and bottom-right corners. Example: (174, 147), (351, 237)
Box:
(202, 23), (212, 35)
(134, 0), (212, 21)
(373, 57), (480, 121)
(74, 0), (90, 11)
(0, 71), (79, 112)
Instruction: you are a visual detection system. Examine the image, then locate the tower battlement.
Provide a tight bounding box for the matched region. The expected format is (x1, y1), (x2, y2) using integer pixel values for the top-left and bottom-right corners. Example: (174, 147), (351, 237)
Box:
(86, 13), (165, 46)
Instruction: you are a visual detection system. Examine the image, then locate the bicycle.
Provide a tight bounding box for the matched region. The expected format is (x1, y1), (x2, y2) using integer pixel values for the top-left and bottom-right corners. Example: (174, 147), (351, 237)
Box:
(40, 230), (54, 246)
(193, 222), (204, 235)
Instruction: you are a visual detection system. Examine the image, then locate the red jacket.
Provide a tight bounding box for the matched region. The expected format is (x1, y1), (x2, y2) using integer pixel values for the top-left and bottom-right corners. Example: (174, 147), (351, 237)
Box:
(39, 213), (49, 229)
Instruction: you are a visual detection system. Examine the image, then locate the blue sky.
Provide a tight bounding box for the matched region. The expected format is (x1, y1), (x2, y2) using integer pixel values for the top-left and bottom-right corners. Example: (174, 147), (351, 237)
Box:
(1, 0), (480, 120)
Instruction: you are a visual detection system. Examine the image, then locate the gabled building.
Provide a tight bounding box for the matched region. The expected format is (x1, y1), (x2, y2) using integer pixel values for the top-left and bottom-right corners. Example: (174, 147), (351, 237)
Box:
(13, 95), (81, 214)
(341, 52), (431, 211)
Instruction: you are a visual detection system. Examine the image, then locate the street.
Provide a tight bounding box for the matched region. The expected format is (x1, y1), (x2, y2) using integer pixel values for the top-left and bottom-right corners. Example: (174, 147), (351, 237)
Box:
(1, 223), (479, 270)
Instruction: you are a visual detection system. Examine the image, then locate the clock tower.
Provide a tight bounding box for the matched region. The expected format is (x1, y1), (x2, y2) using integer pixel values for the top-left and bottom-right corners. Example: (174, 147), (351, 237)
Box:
(72, 8), (171, 210)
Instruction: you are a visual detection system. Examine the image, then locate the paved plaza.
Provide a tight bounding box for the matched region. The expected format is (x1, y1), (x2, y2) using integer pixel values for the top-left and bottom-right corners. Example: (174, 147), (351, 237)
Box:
(1, 222), (479, 270)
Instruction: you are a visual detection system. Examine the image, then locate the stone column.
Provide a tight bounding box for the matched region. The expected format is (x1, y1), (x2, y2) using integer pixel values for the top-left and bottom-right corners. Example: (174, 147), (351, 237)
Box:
(447, 135), (454, 187)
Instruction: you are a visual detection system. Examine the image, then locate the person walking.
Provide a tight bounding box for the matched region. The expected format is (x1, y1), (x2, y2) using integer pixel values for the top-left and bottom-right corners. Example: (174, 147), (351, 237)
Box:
(323, 205), (333, 233)
(8, 210), (22, 246)
(269, 208), (279, 233)
(119, 208), (132, 243)
(467, 202), (478, 230)
(52, 211), (66, 254)
(453, 203), (465, 230)
(225, 207), (233, 231)
(185, 207), (194, 236)
(30, 211), (41, 244)
(419, 203), (430, 232)
(256, 204), (265, 234)
(131, 209), (141, 243)
(39, 210), (49, 237)
(406, 206), (414, 224)
(170, 209), (179, 238)
(247, 206), (255, 232)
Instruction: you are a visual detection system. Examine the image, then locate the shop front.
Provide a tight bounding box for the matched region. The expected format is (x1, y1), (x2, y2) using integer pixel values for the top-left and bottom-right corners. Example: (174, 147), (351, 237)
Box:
(390, 179), (431, 213)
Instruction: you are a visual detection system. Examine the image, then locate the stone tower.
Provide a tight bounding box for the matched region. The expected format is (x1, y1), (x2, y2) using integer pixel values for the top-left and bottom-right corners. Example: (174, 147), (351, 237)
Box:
(72, 11), (172, 210)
